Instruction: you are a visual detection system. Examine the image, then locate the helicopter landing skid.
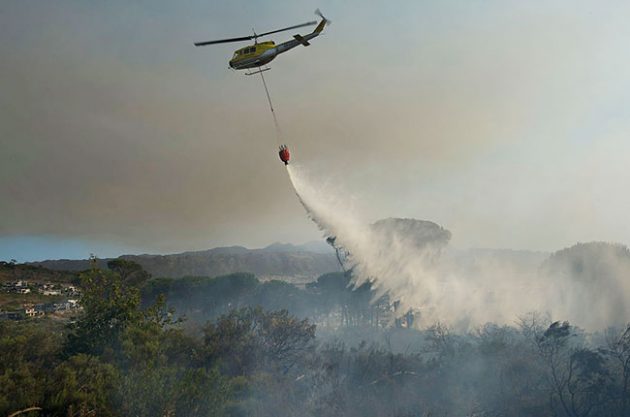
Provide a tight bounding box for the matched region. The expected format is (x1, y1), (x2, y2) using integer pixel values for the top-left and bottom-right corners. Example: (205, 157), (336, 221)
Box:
(245, 67), (271, 76)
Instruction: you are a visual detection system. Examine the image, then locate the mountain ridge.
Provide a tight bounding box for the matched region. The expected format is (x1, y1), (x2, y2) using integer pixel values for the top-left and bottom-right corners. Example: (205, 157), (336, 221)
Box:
(29, 242), (339, 280)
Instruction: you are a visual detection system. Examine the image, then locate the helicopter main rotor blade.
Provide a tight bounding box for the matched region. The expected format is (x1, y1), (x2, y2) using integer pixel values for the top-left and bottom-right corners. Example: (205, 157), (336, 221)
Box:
(256, 20), (317, 38)
(194, 35), (254, 46)
(194, 20), (316, 47)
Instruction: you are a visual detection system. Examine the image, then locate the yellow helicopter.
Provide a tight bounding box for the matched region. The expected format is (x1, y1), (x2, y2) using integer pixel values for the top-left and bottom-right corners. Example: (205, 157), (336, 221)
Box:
(194, 10), (329, 75)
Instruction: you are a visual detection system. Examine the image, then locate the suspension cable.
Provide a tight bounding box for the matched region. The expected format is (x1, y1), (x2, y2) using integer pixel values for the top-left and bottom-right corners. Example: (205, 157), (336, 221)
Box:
(259, 69), (283, 144)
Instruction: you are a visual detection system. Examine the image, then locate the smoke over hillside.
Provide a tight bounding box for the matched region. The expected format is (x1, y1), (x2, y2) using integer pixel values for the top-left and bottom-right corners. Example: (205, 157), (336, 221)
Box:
(540, 242), (630, 330)
(287, 165), (630, 330)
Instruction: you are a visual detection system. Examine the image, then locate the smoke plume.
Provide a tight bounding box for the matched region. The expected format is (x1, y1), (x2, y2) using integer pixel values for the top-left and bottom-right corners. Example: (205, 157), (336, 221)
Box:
(287, 165), (630, 330)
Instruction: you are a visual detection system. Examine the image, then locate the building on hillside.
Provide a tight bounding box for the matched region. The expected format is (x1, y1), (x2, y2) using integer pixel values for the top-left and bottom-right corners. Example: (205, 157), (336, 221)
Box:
(0, 311), (23, 320)
(35, 303), (56, 314)
(1, 281), (32, 294)
(52, 301), (81, 311)
(64, 285), (80, 296)
(22, 305), (39, 318)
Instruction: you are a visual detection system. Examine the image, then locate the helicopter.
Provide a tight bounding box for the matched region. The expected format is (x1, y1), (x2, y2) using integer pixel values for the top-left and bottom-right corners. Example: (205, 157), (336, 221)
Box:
(194, 10), (329, 75)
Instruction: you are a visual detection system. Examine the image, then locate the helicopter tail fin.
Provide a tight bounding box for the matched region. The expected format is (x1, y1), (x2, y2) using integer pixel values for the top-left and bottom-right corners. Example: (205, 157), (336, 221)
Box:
(313, 9), (329, 33)
(313, 19), (326, 33)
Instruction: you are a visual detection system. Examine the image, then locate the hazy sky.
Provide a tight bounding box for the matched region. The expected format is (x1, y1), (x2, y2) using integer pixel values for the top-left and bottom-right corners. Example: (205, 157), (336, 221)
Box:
(2, 0), (630, 261)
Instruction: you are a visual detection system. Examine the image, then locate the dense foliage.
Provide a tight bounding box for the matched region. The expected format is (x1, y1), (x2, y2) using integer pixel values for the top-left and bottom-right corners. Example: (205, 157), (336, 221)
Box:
(141, 271), (395, 328)
(2, 262), (630, 417)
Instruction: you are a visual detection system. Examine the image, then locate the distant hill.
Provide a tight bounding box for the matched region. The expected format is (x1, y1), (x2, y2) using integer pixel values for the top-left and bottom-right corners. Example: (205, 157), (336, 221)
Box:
(30, 242), (340, 281)
(0, 262), (78, 283)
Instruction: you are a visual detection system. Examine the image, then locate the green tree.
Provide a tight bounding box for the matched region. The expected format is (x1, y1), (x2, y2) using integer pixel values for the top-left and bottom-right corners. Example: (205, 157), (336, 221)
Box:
(65, 264), (142, 357)
(116, 295), (234, 417)
(107, 259), (151, 288)
(46, 354), (119, 417)
(0, 320), (64, 416)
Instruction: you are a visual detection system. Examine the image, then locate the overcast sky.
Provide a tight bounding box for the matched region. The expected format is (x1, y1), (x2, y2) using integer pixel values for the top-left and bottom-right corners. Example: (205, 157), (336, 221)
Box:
(2, 0), (630, 261)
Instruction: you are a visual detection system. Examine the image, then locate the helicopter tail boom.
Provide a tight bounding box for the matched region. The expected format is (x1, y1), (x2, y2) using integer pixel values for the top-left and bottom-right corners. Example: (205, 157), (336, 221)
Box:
(274, 10), (329, 55)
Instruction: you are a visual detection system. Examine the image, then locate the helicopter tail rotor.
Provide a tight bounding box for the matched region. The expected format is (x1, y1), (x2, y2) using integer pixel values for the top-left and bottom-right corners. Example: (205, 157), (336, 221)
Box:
(315, 9), (331, 26)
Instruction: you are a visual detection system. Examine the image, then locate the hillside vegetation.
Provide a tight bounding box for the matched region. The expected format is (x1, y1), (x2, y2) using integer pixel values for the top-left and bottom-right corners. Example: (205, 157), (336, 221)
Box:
(2, 256), (630, 417)
(0, 261), (78, 284)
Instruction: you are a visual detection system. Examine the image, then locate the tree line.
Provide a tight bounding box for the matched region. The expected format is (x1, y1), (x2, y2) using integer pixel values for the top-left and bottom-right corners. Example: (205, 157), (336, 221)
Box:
(2, 260), (630, 416)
